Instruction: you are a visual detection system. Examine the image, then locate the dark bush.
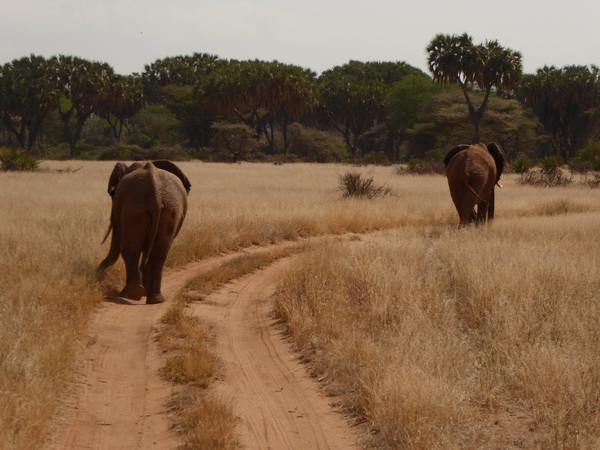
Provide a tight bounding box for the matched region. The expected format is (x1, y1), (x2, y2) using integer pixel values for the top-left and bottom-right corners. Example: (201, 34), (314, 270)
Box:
(338, 172), (392, 198)
(287, 123), (345, 162)
(518, 169), (573, 187)
(581, 173), (600, 188)
(210, 122), (259, 162)
(0, 147), (40, 171)
(395, 158), (445, 175)
(511, 153), (533, 174)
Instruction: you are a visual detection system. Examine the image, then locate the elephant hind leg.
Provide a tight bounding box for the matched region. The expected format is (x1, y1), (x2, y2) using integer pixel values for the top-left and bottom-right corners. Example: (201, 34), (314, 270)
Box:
(146, 293), (166, 304)
(120, 282), (145, 301)
(121, 252), (145, 300)
(476, 202), (489, 225)
(458, 198), (477, 226)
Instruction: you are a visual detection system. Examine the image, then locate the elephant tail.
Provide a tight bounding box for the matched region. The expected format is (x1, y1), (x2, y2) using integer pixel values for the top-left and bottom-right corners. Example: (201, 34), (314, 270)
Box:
(140, 163), (161, 272)
(101, 221), (113, 244)
(464, 181), (491, 205)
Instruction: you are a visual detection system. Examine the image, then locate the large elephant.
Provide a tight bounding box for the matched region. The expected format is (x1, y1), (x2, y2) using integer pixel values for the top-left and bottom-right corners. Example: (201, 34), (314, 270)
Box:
(443, 142), (504, 226)
(97, 160), (191, 304)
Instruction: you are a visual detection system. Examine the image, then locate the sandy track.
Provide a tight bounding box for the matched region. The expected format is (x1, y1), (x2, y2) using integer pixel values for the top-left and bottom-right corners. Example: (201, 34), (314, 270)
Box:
(191, 258), (356, 449)
(49, 242), (357, 449)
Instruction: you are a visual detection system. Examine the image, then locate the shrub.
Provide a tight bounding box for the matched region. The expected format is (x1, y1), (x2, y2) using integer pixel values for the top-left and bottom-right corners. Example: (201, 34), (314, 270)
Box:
(518, 169), (573, 187)
(518, 155), (572, 186)
(0, 147), (40, 171)
(354, 151), (391, 166)
(338, 172), (392, 198)
(399, 158), (445, 175)
(581, 173), (600, 188)
(97, 145), (146, 161)
(511, 153), (533, 174)
(573, 142), (600, 172)
(287, 123), (345, 162)
(539, 155), (564, 173)
(210, 121), (259, 162)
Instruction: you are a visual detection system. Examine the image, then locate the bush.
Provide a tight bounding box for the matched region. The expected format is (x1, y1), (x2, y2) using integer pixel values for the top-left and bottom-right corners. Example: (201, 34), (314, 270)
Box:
(338, 172), (392, 198)
(96, 145), (146, 161)
(511, 153), (533, 174)
(287, 123), (345, 162)
(95, 145), (194, 161)
(568, 157), (593, 174)
(210, 122), (259, 162)
(354, 151), (391, 166)
(399, 158), (445, 175)
(573, 142), (600, 171)
(518, 170), (573, 187)
(581, 173), (600, 188)
(0, 147), (40, 171)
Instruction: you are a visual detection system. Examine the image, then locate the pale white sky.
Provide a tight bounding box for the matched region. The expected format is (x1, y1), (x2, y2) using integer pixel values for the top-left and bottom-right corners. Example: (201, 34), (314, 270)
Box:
(2, 0), (599, 76)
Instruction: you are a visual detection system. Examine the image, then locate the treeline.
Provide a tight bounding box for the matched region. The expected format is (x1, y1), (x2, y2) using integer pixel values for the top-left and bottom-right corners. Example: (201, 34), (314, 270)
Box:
(2, 46), (600, 166)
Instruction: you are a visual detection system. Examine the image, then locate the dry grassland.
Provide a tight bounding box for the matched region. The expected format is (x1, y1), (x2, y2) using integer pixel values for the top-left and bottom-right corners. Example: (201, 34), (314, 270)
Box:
(0, 160), (599, 448)
(275, 195), (600, 447)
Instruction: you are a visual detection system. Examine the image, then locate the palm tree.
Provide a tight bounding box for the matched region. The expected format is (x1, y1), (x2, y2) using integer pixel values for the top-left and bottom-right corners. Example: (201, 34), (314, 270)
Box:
(51, 55), (115, 156)
(426, 33), (523, 142)
(99, 74), (145, 142)
(518, 65), (600, 159)
(0, 55), (56, 150)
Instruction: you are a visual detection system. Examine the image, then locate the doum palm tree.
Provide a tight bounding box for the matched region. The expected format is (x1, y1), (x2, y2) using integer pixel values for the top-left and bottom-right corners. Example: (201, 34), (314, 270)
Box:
(426, 33), (523, 143)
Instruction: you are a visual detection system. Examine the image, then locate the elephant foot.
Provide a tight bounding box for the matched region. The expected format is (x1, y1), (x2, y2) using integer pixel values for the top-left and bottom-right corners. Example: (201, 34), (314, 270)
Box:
(121, 283), (145, 300)
(146, 293), (166, 304)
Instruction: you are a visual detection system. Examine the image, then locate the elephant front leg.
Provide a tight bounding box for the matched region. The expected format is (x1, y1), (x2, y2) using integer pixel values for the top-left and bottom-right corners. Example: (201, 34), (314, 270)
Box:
(121, 253), (145, 300)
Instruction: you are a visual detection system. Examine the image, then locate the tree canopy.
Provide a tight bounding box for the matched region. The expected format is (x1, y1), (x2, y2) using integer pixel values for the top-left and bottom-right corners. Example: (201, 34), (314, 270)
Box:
(3, 39), (600, 165)
(427, 33), (523, 143)
(518, 65), (600, 159)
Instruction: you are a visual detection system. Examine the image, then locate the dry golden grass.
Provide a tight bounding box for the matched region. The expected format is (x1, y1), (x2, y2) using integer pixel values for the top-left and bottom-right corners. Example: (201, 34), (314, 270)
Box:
(1, 160), (600, 448)
(275, 213), (600, 448)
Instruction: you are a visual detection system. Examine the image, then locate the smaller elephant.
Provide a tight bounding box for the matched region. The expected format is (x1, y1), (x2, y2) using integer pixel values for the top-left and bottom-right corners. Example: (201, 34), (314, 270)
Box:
(97, 160), (191, 304)
(444, 142), (504, 226)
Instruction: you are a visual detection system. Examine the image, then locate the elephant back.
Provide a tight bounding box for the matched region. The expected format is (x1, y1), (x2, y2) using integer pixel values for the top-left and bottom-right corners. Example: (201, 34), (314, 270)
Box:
(443, 144), (470, 167)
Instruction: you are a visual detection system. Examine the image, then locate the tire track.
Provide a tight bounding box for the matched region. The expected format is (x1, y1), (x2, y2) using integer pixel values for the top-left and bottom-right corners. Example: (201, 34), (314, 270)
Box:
(49, 239), (358, 449)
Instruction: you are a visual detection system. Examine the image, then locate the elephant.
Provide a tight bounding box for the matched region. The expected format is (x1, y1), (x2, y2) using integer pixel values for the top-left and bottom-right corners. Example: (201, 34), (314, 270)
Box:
(443, 142), (504, 226)
(97, 160), (191, 304)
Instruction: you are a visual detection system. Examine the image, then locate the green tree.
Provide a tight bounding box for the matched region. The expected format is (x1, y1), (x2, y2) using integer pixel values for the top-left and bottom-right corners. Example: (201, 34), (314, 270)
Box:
(517, 65), (600, 159)
(143, 53), (223, 95)
(426, 33), (523, 143)
(405, 89), (538, 160)
(386, 74), (440, 159)
(51, 55), (115, 156)
(130, 103), (181, 148)
(205, 60), (316, 154)
(143, 53), (224, 148)
(210, 121), (259, 162)
(319, 60), (424, 158)
(0, 55), (56, 151)
(98, 74), (144, 142)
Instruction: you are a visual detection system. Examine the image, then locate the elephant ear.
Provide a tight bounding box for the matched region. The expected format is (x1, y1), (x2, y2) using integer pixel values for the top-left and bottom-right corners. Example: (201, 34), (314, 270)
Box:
(151, 160), (192, 194)
(486, 143), (505, 182)
(443, 144), (471, 167)
(107, 162), (129, 197)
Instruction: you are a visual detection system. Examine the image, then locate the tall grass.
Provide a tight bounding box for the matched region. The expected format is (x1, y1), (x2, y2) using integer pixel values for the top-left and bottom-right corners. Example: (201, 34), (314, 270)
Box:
(1, 160), (600, 448)
(274, 213), (600, 448)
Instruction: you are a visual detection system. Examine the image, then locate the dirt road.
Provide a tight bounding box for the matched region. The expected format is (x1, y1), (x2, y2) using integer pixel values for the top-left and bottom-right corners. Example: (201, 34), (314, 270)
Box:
(50, 243), (357, 449)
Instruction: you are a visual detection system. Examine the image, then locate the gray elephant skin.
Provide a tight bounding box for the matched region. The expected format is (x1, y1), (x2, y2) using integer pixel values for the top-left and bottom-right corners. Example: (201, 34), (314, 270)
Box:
(443, 143), (504, 226)
(97, 160), (191, 304)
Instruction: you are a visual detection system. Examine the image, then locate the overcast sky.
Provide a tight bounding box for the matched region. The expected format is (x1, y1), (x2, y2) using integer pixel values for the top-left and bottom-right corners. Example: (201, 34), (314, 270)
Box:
(2, 0), (599, 76)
